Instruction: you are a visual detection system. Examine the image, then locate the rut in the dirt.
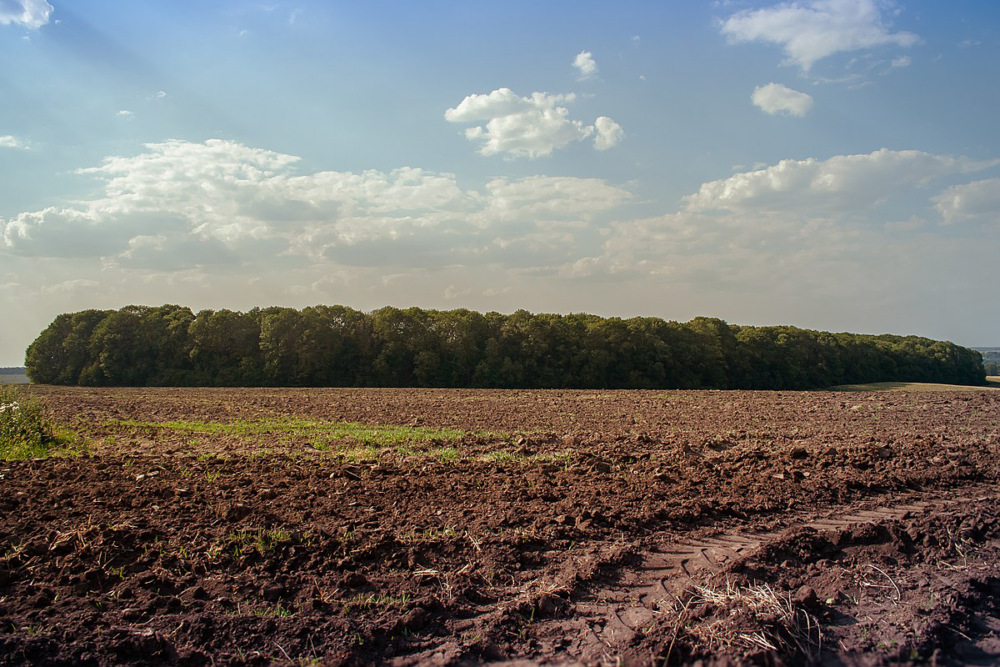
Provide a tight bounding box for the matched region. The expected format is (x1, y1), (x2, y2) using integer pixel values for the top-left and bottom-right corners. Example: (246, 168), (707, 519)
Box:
(466, 483), (998, 666)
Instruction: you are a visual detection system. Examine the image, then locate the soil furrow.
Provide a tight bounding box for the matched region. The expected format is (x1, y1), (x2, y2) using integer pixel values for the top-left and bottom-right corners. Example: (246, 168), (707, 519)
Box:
(501, 481), (997, 665)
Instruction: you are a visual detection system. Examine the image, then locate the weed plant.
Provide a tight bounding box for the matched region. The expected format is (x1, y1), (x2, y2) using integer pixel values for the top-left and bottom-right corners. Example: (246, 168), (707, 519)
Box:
(0, 386), (75, 460)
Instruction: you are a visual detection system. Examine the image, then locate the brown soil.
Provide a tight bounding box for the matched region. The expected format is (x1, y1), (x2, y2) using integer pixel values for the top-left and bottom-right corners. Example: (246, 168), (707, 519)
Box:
(2, 386), (999, 665)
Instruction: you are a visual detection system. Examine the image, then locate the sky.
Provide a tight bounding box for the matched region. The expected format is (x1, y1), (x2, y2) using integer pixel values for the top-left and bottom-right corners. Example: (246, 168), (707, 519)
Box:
(1, 0), (999, 364)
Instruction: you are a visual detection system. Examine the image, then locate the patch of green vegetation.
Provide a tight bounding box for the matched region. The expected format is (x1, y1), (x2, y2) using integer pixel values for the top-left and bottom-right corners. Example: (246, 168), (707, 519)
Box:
(230, 600), (296, 618)
(828, 381), (999, 392)
(107, 416), (470, 448)
(432, 446), (459, 464)
(480, 450), (523, 465)
(342, 592), (411, 613)
(0, 386), (86, 460)
(529, 450), (574, 465)
(253, 602), (295, 618)
(398, 526), (458, 544)
(216, 527), (294, 558)
(339, 444), (382, 463)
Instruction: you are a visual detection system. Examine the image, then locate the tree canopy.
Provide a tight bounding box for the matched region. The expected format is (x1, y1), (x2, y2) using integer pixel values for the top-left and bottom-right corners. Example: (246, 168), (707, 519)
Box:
(25, 305), (986, 390)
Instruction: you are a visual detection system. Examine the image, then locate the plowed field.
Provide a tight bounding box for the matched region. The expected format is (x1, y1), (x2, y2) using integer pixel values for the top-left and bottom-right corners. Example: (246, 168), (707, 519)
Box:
(2, 386), (999, 666)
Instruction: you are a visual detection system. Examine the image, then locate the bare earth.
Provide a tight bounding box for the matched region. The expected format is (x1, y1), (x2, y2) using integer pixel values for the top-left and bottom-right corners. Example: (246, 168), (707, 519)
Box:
(2, 386), (999, 666)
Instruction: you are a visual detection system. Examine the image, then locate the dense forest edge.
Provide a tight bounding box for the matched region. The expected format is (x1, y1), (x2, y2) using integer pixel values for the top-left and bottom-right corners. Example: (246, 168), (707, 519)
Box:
(24, 304), (986, 390)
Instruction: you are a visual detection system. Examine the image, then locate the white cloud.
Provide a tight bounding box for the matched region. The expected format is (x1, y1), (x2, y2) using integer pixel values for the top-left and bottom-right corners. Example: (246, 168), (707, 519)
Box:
(445, 88), (622, 158)
(443, 284), (472, 300)
(0, 135), (25, 149)
(0, 0), (53, 29)
(555, 156), (1000, 326)
(117, 110), (135, 118)
(934, 178), (1000, 224)
(594, 117), (625, 150)
(0, 139), (632, 271)
(41, 279), (100, 295)
(684, 149), (999, 214)
(483, 176), (631, 221)
(890, 55), (911, 68)
(721, 0), (919, 72)
(751, 82), (814, 117)
(573, 51), (597, 79)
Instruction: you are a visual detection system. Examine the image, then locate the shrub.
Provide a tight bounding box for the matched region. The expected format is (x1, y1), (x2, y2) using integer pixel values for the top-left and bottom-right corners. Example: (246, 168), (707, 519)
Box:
(0, 386), (60, 460)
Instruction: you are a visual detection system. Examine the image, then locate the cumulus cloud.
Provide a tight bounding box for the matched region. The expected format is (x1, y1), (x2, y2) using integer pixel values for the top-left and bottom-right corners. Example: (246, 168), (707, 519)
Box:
(444, 88), (623, 158)
(0, 139), (633, 271)
(684, 149), (999, 214)
(483, 176), (631, 221)
(934, 178), (1000, 224)
(117, 110), (135, 118)
(0, 135), (25, 149)
(0, 0), (53, 29)
(553, 153), (1000, 325)
(573, 51), (597, 79)
(751, 83), (814, 117)
(721, 0), (919, 72)
(594, 117), (625, 150)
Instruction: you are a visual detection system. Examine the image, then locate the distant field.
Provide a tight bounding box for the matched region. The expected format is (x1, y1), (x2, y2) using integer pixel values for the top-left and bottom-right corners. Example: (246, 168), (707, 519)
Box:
(830, 380), (1000, 392)
(0, 373), (28, 385)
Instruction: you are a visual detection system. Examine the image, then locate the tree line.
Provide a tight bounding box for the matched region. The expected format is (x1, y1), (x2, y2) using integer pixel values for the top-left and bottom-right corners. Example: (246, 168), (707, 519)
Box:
(25, 304), (986, 389)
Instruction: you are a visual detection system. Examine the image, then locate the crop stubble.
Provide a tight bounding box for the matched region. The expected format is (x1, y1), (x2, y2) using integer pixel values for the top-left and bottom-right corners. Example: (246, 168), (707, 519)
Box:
(1, 386), (999, 665)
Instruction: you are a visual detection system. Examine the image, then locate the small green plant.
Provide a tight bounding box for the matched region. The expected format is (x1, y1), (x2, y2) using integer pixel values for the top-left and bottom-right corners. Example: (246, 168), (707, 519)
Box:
(0, 386), (80, 460)
(253, 602), (295, 618)
(231, 600), (296, 618)
(221, 527), (294, 557)
(399, 526), (457, 544)
(481, 450), (522, 465)
(433, 447), (459, 464)
(343, 592), (411, 613)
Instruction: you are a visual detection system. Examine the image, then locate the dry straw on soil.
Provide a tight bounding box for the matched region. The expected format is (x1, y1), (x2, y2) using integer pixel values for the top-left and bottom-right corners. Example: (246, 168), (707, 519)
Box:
(660, 580), (822, 662)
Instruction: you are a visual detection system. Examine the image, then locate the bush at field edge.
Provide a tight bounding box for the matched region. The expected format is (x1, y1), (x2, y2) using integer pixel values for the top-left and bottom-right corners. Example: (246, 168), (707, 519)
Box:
(0, 386), (64, 459)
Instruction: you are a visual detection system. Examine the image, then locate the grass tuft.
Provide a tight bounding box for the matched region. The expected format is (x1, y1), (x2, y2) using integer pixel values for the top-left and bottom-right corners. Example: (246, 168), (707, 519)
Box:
(0, 386), (84, 460)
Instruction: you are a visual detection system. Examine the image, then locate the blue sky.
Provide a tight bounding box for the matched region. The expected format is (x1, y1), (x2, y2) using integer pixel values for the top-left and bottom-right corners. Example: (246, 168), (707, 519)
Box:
(2, 0), (999, 364)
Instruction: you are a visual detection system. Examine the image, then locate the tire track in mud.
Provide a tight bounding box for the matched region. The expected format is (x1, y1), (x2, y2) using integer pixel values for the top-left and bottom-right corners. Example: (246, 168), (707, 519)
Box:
(485, 482), (996, 666)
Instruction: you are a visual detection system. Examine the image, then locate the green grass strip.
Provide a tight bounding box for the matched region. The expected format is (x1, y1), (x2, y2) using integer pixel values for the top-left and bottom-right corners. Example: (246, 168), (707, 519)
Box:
(109, 416), (468, 447)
